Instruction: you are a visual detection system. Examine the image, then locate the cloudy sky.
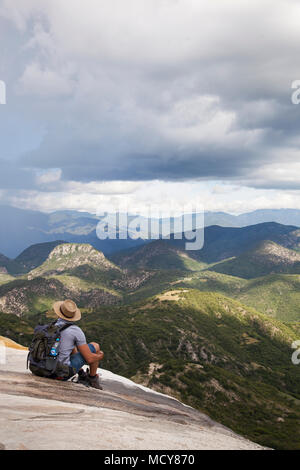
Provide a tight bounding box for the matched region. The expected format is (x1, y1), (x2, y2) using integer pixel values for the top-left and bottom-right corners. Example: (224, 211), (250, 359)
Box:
(1, 0), (300, 215)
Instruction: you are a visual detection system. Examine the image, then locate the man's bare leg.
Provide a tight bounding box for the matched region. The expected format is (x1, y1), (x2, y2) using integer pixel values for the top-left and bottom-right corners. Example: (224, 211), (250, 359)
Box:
(89, 342), (101, 376)
(85, 342), (104, 390)
(75, 341), (104, 389)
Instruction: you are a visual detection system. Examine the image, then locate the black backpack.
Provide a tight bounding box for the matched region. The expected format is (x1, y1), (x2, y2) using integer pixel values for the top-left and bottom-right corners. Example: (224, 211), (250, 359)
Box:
(27, 320), (73, 378)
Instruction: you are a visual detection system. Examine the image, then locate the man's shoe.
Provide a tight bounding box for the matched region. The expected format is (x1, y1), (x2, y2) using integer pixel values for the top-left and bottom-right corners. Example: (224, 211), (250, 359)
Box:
(71, 368), (89, 386)
(77, 368), (89, 385)
(86, 373), (103, 390)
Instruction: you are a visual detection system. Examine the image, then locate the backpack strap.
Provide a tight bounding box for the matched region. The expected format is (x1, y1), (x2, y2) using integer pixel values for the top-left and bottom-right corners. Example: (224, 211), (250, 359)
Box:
(58, 323), (73, 333)
(53, 321), (74, 335)
(46, 323), (74, 376)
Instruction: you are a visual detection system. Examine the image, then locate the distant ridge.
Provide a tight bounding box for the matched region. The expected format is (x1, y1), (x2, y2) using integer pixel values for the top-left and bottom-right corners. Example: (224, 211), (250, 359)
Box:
(204, 208), (300, 227)
(165, 221), (300, 263)
(1, 205), (300, 257)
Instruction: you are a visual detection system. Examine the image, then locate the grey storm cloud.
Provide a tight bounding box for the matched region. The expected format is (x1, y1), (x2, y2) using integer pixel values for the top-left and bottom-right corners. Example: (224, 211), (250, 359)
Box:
(22, 135), (258, 183)
(0, 159), (36, 189)
(1, 0), (300, 191)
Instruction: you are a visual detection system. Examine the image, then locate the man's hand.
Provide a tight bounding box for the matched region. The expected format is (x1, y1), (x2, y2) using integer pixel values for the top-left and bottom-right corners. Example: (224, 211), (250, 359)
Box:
(77, 343), (104, 365)
(96, 350), (104, 361)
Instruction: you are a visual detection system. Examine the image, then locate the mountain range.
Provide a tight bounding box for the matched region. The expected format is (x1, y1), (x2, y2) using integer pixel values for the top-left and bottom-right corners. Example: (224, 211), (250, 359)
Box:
(2, 204), (300, 258)
(0, 215), (300, 449)
(2, 221), (300, 320)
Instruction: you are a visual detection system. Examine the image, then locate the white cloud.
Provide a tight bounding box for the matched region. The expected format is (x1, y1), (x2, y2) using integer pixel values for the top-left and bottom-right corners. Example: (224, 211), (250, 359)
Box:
(18, 62), (76, 97)
(4, 180), (300, 216)
(36, 168), (62, 185)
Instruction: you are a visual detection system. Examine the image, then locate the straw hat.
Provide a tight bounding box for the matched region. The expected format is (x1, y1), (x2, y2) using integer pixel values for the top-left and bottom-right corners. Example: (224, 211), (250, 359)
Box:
(53, 299), (81, 322)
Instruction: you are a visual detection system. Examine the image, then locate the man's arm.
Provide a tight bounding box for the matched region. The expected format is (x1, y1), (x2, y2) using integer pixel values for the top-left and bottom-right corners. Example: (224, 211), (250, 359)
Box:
(77, 343), (104, 365)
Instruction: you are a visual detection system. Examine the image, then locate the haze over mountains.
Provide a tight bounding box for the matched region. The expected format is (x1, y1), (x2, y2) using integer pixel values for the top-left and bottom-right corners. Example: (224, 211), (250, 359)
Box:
(2, 205), (300, 258)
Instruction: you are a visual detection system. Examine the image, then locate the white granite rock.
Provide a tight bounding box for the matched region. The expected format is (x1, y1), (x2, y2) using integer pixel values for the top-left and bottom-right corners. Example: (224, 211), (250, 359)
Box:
(0, 346), (267, 450)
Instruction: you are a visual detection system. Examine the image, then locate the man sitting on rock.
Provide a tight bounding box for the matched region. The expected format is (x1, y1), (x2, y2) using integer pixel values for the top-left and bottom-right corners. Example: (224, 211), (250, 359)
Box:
(52, 299), (104, 390)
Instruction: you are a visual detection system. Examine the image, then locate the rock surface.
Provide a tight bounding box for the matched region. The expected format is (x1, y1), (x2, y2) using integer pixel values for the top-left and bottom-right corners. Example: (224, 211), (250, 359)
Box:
(0, 346), (267, 450)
